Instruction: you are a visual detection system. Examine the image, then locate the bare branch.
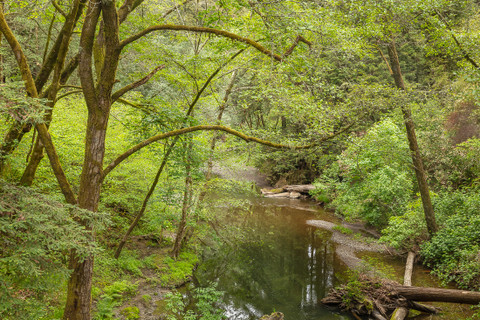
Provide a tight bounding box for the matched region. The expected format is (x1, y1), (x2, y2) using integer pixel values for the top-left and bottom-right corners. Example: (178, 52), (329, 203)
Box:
(78, 1), (101, 110)
(111, 65), (165, 102)
(119, 24), (284, 61)
(102, 123), (353, 178)
(118, 0), (145, 24)
(161, 0), (193, 19)
(434, 9), (479, 69)
(375, 44), (393, 75)
(186, 49), (244, 116)
(116, 98), (157, 114)
(51, 0), (67, 18)
(283, 35), (312, 58)
(57, 89), (83, 101)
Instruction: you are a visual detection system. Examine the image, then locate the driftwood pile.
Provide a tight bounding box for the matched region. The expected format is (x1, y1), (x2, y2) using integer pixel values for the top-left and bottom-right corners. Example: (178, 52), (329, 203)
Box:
(321, 252), (480, 320)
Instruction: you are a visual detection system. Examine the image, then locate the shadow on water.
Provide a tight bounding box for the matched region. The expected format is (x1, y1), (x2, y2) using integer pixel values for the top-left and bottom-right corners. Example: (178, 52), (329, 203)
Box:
(192, 196), (353, 320)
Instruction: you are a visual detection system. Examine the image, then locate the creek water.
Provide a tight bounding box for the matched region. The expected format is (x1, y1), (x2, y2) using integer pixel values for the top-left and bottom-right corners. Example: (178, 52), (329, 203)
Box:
(192, 196), (352, 320)
(189, 194), (474, 320)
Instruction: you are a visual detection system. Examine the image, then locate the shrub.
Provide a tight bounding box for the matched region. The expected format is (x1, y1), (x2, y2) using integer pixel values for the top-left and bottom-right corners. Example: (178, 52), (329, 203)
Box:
(325, 120), (413, 227)
(0, 180), (108, 319)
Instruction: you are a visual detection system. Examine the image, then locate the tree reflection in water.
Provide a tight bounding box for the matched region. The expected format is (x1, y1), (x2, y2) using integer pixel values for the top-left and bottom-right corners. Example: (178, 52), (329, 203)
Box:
(193, 197), (352, 320)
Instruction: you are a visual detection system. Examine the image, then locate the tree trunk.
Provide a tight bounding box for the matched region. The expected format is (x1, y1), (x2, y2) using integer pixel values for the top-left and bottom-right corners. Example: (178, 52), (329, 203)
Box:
(63, 110), (109, 320)
(394, 286), (480, 304)
(386, 40), (438, 236)
(205, 70), (237, 181)
(0, 0), (85, 177)
(62, 255), (94, 320)
(171, 141), (193, 259)
(391, 251), (415, 320)
(20, 107), (53, 185)
(63, 0), (117, 318)
(0, 122), (32, 175)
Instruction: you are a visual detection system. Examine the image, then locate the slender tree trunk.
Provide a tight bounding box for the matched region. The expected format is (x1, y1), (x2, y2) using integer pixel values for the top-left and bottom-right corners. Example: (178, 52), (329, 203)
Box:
(386, 40), (438, 236)
(63, 0), (117, 317)
(205, 70), (237, 181)
(0, 123), (32, 175)
(20, 109), (53, 185)
(114, 143), (173, 258)
(171, 140), (193, 259)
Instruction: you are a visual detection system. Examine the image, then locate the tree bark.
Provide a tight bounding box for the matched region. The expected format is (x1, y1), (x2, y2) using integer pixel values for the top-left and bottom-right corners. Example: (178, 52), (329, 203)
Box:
(394, 286), (480, 304)
(171, 140), (193, 259)
(391, 251), (415, 320)
(386, 40), (438, 236)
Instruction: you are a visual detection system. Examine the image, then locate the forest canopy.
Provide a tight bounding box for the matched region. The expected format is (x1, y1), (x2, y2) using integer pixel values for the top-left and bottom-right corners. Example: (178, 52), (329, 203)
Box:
(1, 0), (480, 319)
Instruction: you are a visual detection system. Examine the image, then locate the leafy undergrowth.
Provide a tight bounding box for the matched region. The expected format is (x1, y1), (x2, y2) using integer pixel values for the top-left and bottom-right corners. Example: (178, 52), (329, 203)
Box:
(92, 239), (199, 319)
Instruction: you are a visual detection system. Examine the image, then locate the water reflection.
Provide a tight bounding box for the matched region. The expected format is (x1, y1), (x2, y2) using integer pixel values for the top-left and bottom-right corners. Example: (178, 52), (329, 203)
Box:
(193, 197), (351, 320)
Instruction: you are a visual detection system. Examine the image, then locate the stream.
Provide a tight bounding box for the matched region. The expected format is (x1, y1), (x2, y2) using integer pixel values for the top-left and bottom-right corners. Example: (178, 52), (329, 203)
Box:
(192, 196), (352, 320)
(188, 194), (474, 320)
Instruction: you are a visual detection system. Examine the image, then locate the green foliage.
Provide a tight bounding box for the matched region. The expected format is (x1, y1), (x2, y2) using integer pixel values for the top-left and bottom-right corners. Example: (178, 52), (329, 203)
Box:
(327, 120), (413, 227)
(158, 251), (199, 287)
(382, 188), (480, 289)
(120, 306), (140, 320)
(164, 284), (225, 320)
(0, 180), (108, 319)
(420, 189), (480, 289)
(339, 270), (369, 309)
(0, 82), (48, 124)
(380, 198), (429, 251)
(332, 225), (353, 235)
(94, 280), (138, 320)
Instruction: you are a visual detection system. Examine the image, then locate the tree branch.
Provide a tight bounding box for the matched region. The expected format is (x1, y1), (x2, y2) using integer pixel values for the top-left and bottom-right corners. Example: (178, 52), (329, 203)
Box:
(111, 65), (165, 102)
(375, 44), (393, 75)
(283, 35), (312, 58)
(51, 0), (67, 18)
(78, 1), (101, 111)
(35, 0), (86, 93)
(116, 98), (156, 114)
(434, 9), (479, 69)
(119, 24), (284, 61)
(102, 123), (353, 178)
(186, 49), (244, 116)
(57, 89), (83, 101)
(161, 0), (193, 19)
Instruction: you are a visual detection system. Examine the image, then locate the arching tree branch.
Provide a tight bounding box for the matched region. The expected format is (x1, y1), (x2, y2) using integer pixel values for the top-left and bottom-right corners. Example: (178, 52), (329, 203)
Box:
(102, 123), (353, 178)
(119, 24), (284, 61)
(111, 65), (165, 102)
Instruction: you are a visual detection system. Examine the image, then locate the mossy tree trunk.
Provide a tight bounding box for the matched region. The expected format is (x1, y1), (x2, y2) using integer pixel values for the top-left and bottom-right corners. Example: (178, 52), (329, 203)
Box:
(386, 39), (438, 236)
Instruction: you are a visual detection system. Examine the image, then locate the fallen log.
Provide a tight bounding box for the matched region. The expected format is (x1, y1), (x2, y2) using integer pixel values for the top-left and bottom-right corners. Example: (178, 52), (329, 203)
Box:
(322, 273), (475, 319)
(391, 251), (415, 320)
(394, 286), (480, 304)
(283, 184), (315, 193)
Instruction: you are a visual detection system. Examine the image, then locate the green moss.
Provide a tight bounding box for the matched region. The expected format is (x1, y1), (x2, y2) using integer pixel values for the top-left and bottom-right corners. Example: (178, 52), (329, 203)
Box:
(157, 251), (199, 287)
(120, 306), (140, 320)
(332, 225), (353, 235)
